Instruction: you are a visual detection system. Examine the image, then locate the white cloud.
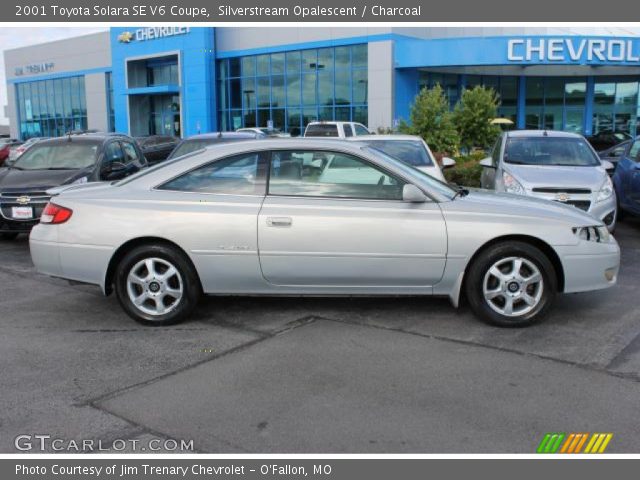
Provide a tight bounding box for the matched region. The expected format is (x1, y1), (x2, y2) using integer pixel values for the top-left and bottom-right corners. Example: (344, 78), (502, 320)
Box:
(0, 27), (107, 126)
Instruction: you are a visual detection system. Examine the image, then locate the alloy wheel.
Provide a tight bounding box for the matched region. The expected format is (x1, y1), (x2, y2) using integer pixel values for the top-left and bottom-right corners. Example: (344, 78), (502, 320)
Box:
(126, 257), (184, 317)
(482, 256), (544, 318)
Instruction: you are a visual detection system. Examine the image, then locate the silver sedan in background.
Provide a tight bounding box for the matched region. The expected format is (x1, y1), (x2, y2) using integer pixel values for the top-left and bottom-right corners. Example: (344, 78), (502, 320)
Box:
(30, 139), (619, 328)
(480, 130), (618, 231)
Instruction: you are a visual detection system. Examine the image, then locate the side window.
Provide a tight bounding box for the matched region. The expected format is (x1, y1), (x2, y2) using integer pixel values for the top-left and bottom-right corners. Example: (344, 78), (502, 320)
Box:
(610, 145), (626, 158)
(354, 124), (370, 135)
(343, 124), (354, 137)
(158, 152), (266, 195)
(103, 142), (125, 165)
(121, 141), (141, 164)
(628, 140), (640, 161)
(268, 150), (406, 201)
(491, 137), (502, 165)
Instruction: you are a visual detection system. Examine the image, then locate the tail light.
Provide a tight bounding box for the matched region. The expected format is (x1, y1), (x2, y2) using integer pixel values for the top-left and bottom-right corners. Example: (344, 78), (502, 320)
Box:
(41, 203), (73, 224)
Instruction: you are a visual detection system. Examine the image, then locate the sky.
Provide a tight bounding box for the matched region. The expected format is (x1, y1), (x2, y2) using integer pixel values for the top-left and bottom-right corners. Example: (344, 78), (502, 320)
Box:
(0, 27), (107, 125)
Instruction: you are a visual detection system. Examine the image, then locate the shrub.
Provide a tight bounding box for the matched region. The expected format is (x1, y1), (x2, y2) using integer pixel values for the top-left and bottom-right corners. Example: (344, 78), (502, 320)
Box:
(444, 151), (487, 188)
(452, 86), (501, 151)
(399, 84), (460, 155)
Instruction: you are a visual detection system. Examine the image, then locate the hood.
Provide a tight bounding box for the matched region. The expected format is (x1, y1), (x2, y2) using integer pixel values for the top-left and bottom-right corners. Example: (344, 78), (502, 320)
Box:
(504, 164), (607, 190)
(458, 189), (600, 226)
(0, 167), (89, 192)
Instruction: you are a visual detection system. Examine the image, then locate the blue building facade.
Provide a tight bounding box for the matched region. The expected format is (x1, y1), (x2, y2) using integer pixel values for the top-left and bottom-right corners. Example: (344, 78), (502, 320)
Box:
(6, 28), (640, 140)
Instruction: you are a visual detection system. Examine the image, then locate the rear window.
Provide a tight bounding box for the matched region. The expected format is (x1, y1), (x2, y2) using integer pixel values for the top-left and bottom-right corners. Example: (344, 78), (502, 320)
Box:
(360, 140), (434, 167)
(169, 138), (247, 159)
(305, 124), (339, 137)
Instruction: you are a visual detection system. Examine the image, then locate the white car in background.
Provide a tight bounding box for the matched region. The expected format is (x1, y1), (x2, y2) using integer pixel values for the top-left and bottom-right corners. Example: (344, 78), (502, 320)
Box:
(349, 134), (455, 182)
(304, 121), (372, 138)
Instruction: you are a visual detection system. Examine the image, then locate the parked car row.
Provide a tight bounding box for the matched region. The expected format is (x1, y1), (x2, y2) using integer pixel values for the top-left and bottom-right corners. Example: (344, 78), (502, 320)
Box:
(480, 130), (617, 232)
(0, 124), (625, 328)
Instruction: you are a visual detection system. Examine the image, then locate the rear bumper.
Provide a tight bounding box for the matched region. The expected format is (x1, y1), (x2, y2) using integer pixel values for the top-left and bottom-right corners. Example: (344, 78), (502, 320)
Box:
(556, 240), (621, 293)
(30, 225), (114, 291)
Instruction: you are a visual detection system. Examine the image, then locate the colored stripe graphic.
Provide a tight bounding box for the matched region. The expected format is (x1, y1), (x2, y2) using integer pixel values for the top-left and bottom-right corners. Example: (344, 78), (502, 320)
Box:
(537, 433), (565, 453)
(538, 433), (612, 454)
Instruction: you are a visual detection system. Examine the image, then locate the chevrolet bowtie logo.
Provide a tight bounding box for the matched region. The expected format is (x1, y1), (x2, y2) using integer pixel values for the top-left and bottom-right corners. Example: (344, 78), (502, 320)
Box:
(16, 196), (30, 205)
(118, 31), (133, 43)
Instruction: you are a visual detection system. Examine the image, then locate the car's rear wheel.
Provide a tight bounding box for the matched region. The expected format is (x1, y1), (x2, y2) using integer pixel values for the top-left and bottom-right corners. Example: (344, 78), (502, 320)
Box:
(465, 241), (557, 327)
(0, 233), (19, 240)
(114, 244), (200, 326)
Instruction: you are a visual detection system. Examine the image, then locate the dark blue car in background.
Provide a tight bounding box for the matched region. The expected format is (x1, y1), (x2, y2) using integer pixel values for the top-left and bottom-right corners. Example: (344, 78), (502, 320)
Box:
(612, 136), (640, 217)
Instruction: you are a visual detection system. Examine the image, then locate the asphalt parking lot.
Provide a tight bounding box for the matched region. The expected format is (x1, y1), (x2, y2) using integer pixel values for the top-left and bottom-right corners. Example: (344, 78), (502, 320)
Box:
(1, 219), (640, 453)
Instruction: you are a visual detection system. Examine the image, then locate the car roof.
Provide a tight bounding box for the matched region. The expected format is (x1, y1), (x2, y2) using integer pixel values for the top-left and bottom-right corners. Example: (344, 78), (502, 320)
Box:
(182, 132), (262, 140)
(306, 121), (358, 126)
(178, 138), (365, 158)
(506, 130), (583, 139)
(35, 135), (122, 146)
(346, 134), (422, 142)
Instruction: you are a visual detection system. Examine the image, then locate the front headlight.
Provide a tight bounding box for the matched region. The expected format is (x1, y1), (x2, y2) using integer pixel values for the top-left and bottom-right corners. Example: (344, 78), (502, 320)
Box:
(573, 225), (610, 243)
(596, 175), (613, 203)
(502, 171), (526, 195)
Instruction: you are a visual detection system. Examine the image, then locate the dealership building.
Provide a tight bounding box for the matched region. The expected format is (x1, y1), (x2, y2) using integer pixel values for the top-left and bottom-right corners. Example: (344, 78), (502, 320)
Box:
(4, 27), (640, 140)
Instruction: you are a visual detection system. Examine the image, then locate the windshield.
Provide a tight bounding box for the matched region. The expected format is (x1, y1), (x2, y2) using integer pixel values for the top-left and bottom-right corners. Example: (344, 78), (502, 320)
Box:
(363, 146), (456, 200)
(12, 143), (98, 170)
(359, 140), (434, 167)
(504, 137), (600, 167)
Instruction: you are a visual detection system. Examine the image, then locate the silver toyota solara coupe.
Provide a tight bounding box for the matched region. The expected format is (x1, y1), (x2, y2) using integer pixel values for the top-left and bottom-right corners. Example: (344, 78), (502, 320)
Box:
(29, 139), (620, 328)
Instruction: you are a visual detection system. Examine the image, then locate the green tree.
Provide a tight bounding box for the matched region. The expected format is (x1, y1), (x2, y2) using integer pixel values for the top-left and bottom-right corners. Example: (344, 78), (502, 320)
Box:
(453, 86), (501, 151)
(399, 84), (459, 155)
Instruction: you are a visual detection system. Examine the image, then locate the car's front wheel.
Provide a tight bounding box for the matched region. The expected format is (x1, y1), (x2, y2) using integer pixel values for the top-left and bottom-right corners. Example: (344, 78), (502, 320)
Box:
(114, 244), (201, 326)
(465, 241), (557, 327)
(0, 233), (19, 240)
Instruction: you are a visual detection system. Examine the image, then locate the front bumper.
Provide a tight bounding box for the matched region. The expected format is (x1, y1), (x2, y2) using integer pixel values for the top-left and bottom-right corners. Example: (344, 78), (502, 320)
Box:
(555, 238), (620, 294)
(0, 217), (39, 233)
(0, 192), (50, 233)
(527, 191), (617, 232)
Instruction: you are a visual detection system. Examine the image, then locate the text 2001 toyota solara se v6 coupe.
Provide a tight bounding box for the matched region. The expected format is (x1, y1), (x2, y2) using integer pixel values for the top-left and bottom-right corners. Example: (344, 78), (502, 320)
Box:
(30, 139), (620, 327)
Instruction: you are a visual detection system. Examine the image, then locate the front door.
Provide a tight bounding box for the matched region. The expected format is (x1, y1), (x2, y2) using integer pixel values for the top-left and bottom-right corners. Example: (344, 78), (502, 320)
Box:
(257, 149), (448, 289)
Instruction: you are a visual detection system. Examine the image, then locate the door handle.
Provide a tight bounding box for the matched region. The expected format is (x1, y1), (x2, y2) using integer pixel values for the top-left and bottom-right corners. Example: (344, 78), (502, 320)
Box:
(266, 216), (292, 227)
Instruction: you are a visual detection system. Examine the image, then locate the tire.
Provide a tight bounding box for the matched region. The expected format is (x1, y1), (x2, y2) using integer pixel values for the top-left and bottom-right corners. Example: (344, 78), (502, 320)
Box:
(464, 241), (557, 328)
(114, 244), (201, 326)
(0, 233), (19, 240)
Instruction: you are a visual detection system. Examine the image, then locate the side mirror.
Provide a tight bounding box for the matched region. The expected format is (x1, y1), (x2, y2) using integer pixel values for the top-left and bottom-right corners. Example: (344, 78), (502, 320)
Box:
(102, 161), (128, 180)
(441, 157), (456, 169)
(479, 157), (495, 168)
(402, 184), (428, 203)
(600, 159), (614, 171)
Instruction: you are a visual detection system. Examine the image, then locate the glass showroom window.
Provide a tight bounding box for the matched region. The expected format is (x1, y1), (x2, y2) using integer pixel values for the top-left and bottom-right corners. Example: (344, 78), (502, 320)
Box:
(593, 79), (639, 136)
(217, 44), (368, 136)
(524, 77), (587, 133)
(16, 76), (87, 140)
(106, 72), (115, 132)
(464, 75), (518, 124)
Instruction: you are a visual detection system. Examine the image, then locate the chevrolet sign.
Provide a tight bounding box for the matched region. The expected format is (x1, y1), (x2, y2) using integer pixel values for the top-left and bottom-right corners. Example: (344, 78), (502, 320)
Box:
(508, 38), (640, 63)
(118, 27), (190, 43)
